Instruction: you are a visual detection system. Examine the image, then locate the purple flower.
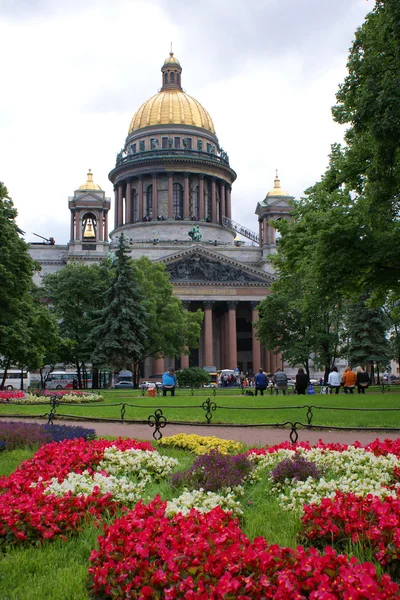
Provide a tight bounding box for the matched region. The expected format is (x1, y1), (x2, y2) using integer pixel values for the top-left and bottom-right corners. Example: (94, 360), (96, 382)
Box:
(271, 453), (322, 484)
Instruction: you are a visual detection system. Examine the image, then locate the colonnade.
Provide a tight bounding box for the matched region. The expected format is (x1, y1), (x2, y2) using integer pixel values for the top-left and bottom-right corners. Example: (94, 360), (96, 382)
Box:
(258, 216), (276, 247)
(113, 173), (232, 230)
(150, 300), (282, 377)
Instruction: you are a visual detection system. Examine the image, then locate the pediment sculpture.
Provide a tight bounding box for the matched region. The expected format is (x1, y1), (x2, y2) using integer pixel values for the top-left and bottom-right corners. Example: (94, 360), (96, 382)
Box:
(165, 254), (267, 284)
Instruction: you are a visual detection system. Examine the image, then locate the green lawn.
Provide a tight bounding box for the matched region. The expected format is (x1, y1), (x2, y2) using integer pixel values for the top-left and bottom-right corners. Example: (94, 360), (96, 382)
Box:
(1, 387), (400, 429)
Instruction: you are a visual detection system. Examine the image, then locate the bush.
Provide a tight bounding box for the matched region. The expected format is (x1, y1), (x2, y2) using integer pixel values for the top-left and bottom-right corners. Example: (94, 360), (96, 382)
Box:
(172, 449), (253, 492)
(0, 422), (96, 450)
(271, 453), (322, 484)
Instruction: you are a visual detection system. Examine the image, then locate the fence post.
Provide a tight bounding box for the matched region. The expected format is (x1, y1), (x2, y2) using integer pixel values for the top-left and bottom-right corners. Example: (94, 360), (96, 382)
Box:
(148, 408), (167, 440)
(201, 397), (217, 423)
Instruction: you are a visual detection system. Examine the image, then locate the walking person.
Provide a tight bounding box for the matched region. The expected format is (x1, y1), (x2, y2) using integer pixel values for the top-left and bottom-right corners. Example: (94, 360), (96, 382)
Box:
(328, 366), (341, 394)
(254, 368), (268, 396)
(295, 368), (309, 395)
(162, 368), (177, 397)
(342, 366), (357, 394)
(355, 366), (370, 394)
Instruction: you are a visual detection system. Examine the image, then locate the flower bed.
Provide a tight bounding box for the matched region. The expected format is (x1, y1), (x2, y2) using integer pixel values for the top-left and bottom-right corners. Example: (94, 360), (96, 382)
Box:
(15, 391), (104, 404)
(158, 433), (243, 455)
(89, 497), (399, 599)
(0, 391), (25, 402)
(0, 421), (96, 450)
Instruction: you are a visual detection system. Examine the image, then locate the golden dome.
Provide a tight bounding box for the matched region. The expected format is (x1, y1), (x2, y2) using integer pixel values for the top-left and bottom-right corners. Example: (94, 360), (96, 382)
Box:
(79, 169), (102, 191)
(128, 89), (216, 134)
(164, 51), (181, 66)
(266, 171), (289, 197)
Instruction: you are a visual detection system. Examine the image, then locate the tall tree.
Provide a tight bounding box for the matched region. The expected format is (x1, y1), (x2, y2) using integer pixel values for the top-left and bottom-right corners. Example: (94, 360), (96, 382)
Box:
(90, 235), (149, 376)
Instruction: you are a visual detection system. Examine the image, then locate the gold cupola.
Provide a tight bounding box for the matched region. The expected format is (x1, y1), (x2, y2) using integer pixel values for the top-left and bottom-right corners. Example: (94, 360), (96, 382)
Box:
(79, 169), (102, 191)
(265, 170), (289, 197)
(128, 52), (215, 134)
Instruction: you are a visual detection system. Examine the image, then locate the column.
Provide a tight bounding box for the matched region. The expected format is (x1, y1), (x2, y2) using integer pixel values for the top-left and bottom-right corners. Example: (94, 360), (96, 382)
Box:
(126, 180), (132, 224)
(220, 182), (226, 222)
(199, 175), (205, 220)
(183, 174), (190, 219)
(203, 301), (214, 367)
(259, 220), (263, 247)
(180, 353), (189, 369)
(153, 357), (165, 375)
(211, 178), (217, 222)
(168, 173), (173, 218)
(114, 188), (118, 230)
(70, 212), (75, 242)
(117, 185), (123, 227)
(227, 301), (238, 370)
(224, 312), (229, 368)
(263, 219), (268, 245)
(226, 186), (231, 219)
(270, 219), (276, 244)
(104, 212), (109, 241)
(75, 210), (81, 240)
(152, 173), (158, 218)
(98, 210), (104, 241)
(251, 302), (261, 373)
(138, 177), (143, 221)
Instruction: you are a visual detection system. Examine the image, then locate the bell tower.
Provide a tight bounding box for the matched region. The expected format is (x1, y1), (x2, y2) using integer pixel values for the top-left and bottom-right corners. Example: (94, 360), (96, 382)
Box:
(255, 171), (293, 257)
(68, 170), (111, 256)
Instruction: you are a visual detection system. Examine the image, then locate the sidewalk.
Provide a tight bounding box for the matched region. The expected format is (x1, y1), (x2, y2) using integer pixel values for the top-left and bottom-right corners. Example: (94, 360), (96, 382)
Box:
(3, 416), (400, 447)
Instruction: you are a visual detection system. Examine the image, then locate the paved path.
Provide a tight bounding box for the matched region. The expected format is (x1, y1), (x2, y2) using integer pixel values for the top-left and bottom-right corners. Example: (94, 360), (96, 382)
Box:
(3, 416), (400, 447)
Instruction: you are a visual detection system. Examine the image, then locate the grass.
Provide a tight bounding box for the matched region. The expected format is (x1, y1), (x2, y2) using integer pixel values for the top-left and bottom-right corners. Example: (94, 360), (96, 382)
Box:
(1, 387), (400, 429)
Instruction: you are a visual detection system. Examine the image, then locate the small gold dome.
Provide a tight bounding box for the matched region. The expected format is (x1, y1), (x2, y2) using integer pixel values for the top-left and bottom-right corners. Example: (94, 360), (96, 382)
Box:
(128, 89), (215, 134)
(79, 169), (102, 191)
(266, 171), (289, 197)
(164, 51), (181, 66)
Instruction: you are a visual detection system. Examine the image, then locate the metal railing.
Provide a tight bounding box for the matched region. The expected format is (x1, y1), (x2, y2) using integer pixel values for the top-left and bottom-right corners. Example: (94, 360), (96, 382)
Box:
(3, 395), (400, 445)
(222, 216), (259, 244)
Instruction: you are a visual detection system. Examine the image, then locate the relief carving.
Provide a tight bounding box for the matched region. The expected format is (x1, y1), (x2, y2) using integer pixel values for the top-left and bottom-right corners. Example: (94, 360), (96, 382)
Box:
(165, 253), (265, 283)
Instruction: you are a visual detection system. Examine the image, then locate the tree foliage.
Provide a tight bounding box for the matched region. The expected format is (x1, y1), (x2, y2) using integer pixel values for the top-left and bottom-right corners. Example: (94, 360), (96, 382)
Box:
(176, 367), (210, 390)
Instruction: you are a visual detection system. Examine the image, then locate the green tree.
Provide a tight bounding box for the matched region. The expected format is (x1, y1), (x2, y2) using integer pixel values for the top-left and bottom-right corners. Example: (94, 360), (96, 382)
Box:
(43, 261), (110, 387)
(383, 292), (400, 368)
(344, 295), (390, 380)
(90, 235), (149, 377)
(176, 367), (210, 391)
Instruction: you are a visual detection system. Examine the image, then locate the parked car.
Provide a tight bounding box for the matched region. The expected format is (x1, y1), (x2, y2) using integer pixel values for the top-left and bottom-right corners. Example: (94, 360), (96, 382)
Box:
(113, 381), (134, 389)
(139, 381), (161, 390)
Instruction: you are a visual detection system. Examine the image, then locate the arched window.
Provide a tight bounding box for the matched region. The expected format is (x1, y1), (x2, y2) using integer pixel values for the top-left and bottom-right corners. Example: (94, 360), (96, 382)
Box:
(164, 72), (168, 86)
(82, 213), (97, 240)
(191, 185), (199, 219)
(170, 72), (175, 84)
(146, 185), (153, 217)
(173, 183), (183, 218)
(132, 188), (138, 222)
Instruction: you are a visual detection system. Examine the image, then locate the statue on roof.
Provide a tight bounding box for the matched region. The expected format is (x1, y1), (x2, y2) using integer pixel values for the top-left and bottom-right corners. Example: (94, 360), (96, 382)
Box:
(188, 224), (202, 241)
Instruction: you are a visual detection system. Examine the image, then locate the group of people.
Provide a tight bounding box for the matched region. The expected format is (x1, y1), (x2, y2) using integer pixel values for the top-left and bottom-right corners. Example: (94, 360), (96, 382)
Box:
(327, 365), (370, 394)
(253, 368), (289, 396)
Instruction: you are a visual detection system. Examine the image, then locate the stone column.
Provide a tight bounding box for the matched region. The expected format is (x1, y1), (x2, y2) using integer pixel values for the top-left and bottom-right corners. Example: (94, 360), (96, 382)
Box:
(152, 173), (158, 218)
(220, 182), (226, 222)
(70, 211), (75, 242)
(114, 188), (118, 230)
(98, 210), (104, 241)
(270, 220), (276, 244)
(251, 302), (261, 373)
(180, 353), (189, 369)
(126, 181), (132, 224)
(259, 220), (263, 247)
(138, 177), (143, 221)
(263, 219), (268, 245)
(203, 301), (214, 367)
(199, 175), (205, 220)
(75, 210), (81, 240)
(117, 185), (124, 227)
(104, 212), (109, 241)
(168, 173), (173, 218)
(211, 178), (217, 222)
(153, 357), (165, 375)
(183, 174), (190, 219)
(227, 301), (238, 370)
(226, 186), (231, 220)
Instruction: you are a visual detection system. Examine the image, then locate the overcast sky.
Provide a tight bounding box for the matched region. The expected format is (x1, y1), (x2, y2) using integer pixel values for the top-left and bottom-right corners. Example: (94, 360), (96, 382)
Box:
(0, 0), (372, 245)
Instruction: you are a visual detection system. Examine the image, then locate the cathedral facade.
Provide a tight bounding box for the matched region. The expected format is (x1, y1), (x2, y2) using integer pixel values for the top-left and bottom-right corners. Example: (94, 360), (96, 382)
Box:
(29, 53), (293, 378)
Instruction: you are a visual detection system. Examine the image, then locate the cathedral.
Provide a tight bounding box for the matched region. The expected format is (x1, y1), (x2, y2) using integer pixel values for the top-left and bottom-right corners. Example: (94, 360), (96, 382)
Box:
(29, 52), (293, 378)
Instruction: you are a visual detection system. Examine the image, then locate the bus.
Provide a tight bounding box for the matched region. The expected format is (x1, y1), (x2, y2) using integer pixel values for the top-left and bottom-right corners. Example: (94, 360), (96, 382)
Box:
(45, 371), (92, 390)
(0, 370), (30, 390)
